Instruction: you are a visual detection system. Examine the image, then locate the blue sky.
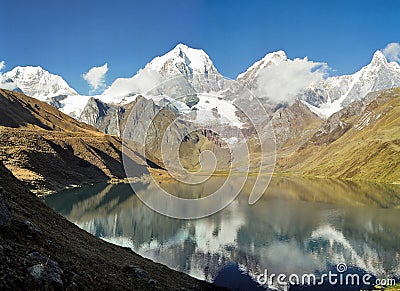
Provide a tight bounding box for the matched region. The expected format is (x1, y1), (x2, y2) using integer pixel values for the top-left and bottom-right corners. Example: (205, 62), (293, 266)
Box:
(1, 0), (399, 94)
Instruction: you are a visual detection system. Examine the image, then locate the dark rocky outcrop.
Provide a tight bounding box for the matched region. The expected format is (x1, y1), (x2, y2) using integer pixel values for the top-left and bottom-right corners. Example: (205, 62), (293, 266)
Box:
(0, 192), (11, 226)
(79, 97), (121, 136)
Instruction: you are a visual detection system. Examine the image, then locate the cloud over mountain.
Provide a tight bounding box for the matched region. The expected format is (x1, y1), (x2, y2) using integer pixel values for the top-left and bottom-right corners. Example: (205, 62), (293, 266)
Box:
(255, 57), (328, 105)
(83, 63), (109, 93)
(382, 42), (400, 62)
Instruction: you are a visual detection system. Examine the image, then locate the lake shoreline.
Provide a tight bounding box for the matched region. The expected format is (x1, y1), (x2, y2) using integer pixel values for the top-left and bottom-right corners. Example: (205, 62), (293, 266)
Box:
(35, 167), (400, 198)
(44, 174), (400, 289)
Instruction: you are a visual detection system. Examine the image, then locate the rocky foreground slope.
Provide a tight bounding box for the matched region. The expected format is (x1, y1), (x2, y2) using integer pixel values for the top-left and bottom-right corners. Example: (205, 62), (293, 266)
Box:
(0, 160), (218, 290)
(0, 89), (147, 194)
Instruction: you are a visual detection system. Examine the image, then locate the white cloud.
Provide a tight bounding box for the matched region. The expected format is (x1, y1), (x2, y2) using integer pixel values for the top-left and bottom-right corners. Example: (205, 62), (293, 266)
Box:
(254, 57), (328, 105)
(382, 42), (400, 62)
(102, 67), (163, 98)
(0, 60), (21, 91)
(82, 63), (108, 93)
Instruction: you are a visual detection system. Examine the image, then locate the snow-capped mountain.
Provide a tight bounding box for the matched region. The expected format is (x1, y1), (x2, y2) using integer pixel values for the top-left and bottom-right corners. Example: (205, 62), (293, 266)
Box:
(236, 50), (288, 86)
(302, 50), (400, 117)
(234, 49), (400, 117)
(82, 44), (243, 142)
(102, 43), (229, 103)
(3, 66), (78, 100)
(146, 43), (218, 78)
(2, 66), (88, 118)
(0, 44), (235, 122)
(2, 44), (400, 128)
(229, 50), (328, 117)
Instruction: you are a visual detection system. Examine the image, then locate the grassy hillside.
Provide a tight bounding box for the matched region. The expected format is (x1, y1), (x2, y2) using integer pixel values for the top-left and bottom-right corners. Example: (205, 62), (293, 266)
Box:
(277, 88), (400, 183)
(0, 89), (146, 194)
(0, 89), (97, 132)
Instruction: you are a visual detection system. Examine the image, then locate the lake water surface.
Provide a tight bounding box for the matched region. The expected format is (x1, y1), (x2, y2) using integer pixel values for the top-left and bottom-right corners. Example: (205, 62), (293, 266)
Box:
(44, 176), (400, 290)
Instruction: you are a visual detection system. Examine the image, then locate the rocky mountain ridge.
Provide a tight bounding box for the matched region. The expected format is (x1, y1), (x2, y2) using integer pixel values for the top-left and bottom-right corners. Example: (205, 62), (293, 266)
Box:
(4, 45), (399, 123)
(0, 89), (147, 194)
(303, 50), (400, 116)
(277, 87), (400, 183)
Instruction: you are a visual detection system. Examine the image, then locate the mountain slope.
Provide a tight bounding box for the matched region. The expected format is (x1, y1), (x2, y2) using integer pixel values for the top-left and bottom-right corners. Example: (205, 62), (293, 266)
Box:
(272, 100), (323, 156)
(277, 87), (400, 183)
(0, 89), (146, 194)
(118, 96), (231, 171)
(1, 66), (88, 119)
(0, 88), (95, 132)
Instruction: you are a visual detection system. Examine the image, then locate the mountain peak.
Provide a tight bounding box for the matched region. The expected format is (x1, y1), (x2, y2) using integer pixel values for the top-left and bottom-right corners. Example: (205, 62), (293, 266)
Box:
(173, 43), (196, 52)
(10, 66), (45, 76)
(237, 50), (288, 80)
(264, 50), (287, 59)
(259, 50), (288, 65)
(146, 43), (215, 73)
(104, 43), (225, 100)
(371, 50), (388, 65)
(3, 66), (77, 99)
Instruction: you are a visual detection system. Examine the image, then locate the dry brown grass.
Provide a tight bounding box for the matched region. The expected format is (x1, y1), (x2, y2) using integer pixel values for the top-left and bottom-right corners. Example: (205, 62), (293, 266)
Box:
(277, 88), (400, 183)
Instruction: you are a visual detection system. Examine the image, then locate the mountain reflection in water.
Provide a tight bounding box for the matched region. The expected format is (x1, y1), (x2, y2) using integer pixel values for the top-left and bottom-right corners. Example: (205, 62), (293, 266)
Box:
(44, 176), (400, 288)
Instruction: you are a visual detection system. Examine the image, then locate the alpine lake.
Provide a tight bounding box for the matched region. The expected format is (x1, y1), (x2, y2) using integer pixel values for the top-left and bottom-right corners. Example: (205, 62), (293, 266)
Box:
(44, 175), (400, 290)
